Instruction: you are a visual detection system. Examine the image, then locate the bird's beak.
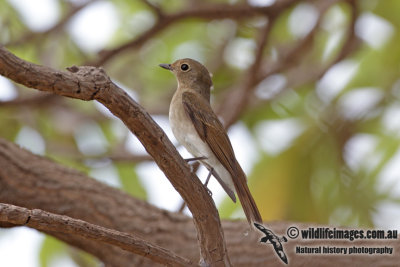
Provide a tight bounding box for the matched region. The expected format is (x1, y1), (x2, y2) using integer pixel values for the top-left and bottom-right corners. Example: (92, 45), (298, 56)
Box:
(159, 63), (172, 70)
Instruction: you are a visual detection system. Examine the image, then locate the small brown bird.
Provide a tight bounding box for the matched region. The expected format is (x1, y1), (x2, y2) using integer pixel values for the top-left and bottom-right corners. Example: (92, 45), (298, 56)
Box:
(160, 58), (262, 225)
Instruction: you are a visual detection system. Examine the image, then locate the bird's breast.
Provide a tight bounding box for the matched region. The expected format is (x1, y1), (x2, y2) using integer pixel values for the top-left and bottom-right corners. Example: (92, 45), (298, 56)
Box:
(169, 91), (203, 157)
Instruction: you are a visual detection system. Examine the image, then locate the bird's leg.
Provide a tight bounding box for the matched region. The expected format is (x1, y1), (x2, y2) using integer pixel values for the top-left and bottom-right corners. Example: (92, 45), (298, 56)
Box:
(184, 157), (204, 174)
(185, 156), (213, 196)
(204, 168), (212, 186)
(204, 168), (213, 196)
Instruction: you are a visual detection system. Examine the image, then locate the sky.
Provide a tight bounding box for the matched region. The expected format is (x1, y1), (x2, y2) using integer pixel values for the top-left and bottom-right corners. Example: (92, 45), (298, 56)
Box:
(1, 0), (400, 266)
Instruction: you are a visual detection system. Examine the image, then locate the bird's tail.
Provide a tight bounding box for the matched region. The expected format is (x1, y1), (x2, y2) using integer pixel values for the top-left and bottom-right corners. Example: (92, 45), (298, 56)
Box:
(232, 165), (262, 225)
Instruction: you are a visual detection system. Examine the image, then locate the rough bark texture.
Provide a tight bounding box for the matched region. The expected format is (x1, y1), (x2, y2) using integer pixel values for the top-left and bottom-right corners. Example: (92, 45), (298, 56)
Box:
(0, 139), (399, 267)
(0, 203), (192, 266)
(0, 45), (230, 266)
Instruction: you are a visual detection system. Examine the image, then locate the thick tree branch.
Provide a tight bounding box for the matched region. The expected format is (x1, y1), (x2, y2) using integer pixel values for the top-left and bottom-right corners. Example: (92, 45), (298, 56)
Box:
(0, 1), (392, 266)
(0, 46), (230, 266)
(0, 203), (192, 267)
(0, 137), (399, 266)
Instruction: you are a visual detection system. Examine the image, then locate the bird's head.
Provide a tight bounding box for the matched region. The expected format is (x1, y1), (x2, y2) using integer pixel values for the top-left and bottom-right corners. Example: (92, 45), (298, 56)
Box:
(160, 58), (212, 101)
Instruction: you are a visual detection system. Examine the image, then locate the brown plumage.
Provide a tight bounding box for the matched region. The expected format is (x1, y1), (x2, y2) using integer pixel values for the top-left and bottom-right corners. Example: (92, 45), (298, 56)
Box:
(160, 58), (262, 225)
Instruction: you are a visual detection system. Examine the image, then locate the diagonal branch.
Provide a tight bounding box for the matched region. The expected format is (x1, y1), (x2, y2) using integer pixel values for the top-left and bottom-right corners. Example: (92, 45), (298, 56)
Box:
(0, 45), (230, 266)
(216, 13), (277, 129)
(0, 203), (193, 267)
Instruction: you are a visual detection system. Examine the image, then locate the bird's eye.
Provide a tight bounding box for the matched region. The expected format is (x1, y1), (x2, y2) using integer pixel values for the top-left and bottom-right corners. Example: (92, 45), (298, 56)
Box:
(180, 64), (189, 71)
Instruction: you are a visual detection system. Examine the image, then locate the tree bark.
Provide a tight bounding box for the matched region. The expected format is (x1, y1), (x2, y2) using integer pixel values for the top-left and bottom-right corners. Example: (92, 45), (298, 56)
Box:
(0, 45), (229, 266)
(0, 203), (193, 266)
(0, 138), (398, 267)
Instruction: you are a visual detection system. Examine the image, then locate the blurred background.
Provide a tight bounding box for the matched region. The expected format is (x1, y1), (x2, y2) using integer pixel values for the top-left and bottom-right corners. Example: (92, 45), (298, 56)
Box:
(1, 0), (400, 266)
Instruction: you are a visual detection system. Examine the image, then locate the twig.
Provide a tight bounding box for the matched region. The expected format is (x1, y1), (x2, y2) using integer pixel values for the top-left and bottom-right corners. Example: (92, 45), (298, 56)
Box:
(285, 0), (360, 89)
(90, 17), (172, 67)
(6, 0), (97, 47)
(217, 0), (345, 128)
(0, 203), (193, 267)
(89, 0), (298, 66)
(217, 14), (277, 129)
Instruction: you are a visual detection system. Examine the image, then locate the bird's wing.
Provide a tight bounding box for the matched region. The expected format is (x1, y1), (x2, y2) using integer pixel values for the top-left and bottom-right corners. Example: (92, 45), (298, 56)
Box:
(273, 246), (288, 264)
(182, 91), (237, 201)
(254, 222), (267, 233)
(182, 91), (238, 175)
(182, 91), (262, 224)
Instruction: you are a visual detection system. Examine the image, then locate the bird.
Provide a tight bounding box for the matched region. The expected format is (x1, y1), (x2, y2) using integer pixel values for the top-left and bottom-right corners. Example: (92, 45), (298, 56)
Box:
(159, 58), (262, 225)
(254, 222), (288, 264)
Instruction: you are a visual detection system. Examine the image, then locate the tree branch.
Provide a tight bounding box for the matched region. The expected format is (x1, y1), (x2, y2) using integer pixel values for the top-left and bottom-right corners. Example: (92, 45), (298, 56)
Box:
(285, 0), (360, 89)
(0, 137), (398, 266)
(217, 0), (344, 128)
(0, 203), (192, 267)
(140, 0), (163, 18)
(6, 0), (97, 47)
(0, 46), (230, 266)
(216, 12), (277, 129)
(89, 0), (297, 66)
(241, 0), (360, 115)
